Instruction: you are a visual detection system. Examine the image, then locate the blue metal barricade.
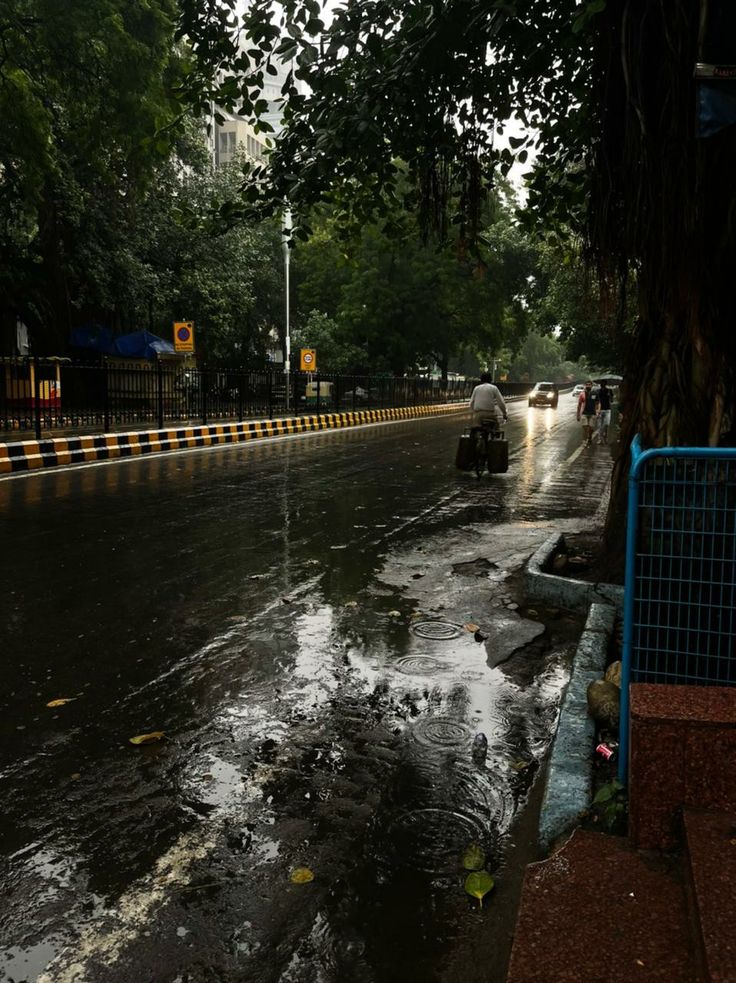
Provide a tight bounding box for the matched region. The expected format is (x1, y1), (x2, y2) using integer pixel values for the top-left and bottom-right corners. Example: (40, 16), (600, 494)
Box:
(619, 435), (736, 779)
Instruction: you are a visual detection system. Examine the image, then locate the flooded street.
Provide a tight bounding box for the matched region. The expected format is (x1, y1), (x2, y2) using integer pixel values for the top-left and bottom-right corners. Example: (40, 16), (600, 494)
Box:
(0, 404), (612, 982)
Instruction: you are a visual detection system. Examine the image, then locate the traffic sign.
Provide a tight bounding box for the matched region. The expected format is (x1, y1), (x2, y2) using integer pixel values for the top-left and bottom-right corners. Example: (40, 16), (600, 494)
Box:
(174, 321), (195, 353)
(300, 348), (317, 372)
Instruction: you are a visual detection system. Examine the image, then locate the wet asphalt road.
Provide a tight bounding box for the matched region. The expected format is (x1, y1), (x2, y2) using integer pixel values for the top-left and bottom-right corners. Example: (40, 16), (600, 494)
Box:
(0, 401), (612, 983)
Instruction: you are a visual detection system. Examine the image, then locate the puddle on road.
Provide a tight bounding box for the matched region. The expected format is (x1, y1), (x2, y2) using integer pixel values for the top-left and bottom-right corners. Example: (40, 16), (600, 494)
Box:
(4, 507), (576, 983)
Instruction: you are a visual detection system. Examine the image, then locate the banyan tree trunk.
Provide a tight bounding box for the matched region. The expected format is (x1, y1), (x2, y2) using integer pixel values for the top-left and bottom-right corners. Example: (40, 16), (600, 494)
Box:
(592, 0), (736, 569)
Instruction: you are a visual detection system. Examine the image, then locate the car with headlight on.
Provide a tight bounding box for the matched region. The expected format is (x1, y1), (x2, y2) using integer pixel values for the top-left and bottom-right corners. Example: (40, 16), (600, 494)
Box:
(571, 383), (586, 398)
(528, 382), (559, 408)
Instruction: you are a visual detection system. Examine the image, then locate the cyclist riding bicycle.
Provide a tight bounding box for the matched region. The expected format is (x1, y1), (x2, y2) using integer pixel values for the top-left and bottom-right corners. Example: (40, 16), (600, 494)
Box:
(469, 372), (508, 430)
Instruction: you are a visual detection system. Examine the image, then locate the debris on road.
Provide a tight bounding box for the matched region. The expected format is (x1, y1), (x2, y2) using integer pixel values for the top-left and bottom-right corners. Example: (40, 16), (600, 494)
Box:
(129, 731), (166, 746)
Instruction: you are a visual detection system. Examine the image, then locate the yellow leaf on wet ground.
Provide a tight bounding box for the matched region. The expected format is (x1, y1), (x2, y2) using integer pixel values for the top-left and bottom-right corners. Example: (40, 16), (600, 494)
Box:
(129, 731), (165, 745)
(46, 698), (75, 708)
(510, 759), (532, 772)
(464, 870), (495, 908)
(290, 867), (314, 884)
(463, 623), (480, 633)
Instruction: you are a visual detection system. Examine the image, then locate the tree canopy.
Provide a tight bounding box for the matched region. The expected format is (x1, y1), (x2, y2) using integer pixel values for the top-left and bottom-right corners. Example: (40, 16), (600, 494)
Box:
(180, 0), (593, 243)
(0, 0), (185, 347)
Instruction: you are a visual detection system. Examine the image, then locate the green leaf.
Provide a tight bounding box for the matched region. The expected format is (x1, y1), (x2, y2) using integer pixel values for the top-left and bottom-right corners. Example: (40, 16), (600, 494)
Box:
(593, 786), (614, 804)
(462, 844), (486, 871)
(464, 870), (495, 908)
(592, 780), (622, 805)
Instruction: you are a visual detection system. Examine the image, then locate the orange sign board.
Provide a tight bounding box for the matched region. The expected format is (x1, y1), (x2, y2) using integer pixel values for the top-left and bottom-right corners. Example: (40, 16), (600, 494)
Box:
(174, 321), (195, 352)
(300, 348), (317, 372)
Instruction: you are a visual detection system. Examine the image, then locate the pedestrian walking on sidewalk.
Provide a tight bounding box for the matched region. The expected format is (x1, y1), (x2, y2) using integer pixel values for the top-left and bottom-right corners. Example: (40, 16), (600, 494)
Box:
(595, 383), (613, 444)
(577, 380), (597, 447)
(469, 372), (508, 428)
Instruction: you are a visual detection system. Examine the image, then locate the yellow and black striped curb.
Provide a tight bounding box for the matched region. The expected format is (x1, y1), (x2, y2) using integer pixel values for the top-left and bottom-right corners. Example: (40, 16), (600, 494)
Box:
(0, 402), (466, 475)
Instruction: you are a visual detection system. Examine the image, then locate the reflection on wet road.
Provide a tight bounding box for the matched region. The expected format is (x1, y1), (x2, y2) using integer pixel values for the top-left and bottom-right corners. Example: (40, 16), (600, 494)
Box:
(0, 402), (609, 982)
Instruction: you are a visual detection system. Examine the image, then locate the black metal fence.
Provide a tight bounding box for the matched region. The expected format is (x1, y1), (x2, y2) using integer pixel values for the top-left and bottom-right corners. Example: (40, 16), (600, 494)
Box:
(0, 356), (479, 439)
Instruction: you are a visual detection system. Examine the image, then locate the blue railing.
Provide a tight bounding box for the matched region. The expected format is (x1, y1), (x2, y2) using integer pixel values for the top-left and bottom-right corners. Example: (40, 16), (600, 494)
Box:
(619, 435), (736, 779)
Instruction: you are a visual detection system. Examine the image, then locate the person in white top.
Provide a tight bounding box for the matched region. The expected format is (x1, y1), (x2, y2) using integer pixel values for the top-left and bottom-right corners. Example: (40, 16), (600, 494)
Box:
(469, 372), (508, 428)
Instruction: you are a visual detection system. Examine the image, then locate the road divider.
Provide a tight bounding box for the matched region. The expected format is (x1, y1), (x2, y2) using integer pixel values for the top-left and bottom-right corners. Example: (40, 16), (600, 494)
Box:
(0, 403), (466, 475)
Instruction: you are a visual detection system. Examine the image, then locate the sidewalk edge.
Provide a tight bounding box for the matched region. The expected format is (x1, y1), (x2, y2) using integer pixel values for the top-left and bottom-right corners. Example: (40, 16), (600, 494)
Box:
(538, 601), (617, 853)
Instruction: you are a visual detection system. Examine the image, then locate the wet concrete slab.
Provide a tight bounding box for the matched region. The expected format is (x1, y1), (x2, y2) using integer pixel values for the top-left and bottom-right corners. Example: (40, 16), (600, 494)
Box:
(484, 613), (546, 669)
(0, 403), (615, 982)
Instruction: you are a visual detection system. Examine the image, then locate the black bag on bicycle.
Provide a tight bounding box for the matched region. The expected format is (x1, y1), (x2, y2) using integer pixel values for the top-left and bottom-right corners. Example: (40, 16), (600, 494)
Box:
(455, 430), (475, 470)
(486, 432), (509, 473)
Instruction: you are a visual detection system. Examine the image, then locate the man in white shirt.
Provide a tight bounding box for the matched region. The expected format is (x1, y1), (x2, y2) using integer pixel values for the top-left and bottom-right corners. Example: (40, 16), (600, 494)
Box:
(469, 372), (508, 428)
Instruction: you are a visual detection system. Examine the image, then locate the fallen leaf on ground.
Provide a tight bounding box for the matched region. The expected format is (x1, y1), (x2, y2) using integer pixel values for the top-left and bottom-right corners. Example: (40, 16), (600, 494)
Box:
(290, 867), (314, 884)
(46, 698), (75, 708)
(463, 623), (480, 633)
(388, 610), (401, 618)
(462, 844), (485, 871)
(129, 731), (165, 745)
(343, 601), (358, 607)
(510, 759), (532, 772)
(464, 870), (495, 908)
(70, 773), (81, 781)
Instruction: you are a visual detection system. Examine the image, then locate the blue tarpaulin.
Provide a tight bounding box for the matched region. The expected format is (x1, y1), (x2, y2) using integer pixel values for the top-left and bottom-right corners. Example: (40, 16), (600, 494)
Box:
(70, 326), (175, 359)
(113, 330), (175, 359)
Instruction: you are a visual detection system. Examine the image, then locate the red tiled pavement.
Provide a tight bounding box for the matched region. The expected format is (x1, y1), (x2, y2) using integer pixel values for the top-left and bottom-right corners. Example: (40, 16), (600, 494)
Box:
(506, 829), (695, 983)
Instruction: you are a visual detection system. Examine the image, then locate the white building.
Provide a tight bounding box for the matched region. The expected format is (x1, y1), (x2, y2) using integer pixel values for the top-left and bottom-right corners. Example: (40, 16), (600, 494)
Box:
(213, 110), (269, 167)
(210, 31), (295, 167)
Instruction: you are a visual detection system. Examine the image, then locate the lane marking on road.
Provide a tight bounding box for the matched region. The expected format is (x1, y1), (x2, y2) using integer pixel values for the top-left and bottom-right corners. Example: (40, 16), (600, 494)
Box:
(37, 826), (218, 983)
(367, 410), (576, 546)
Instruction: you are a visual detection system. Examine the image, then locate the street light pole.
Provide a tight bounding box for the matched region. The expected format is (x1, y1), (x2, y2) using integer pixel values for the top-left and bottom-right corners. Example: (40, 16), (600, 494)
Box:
(282, 207), (292, 412)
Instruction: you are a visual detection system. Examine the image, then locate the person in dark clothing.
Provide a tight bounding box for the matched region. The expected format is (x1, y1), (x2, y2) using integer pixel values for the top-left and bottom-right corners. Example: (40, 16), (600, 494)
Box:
(576, 380), (597, 447)
(596, 384), (613, 444)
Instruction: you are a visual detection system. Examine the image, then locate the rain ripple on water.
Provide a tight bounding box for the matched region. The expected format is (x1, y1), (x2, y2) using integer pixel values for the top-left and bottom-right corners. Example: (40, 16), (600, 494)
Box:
(411, 717), (472, 749)
(386, 807), (486, 874)
(394, 656), (445, 676)
(410, 620), (464, 641)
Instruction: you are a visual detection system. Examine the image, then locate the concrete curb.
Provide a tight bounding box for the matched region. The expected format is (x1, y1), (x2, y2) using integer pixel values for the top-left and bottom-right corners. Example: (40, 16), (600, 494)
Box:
(538, 601), (617, 852)
(525, 532), (624, 613)
(0, 402), (465, 475)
